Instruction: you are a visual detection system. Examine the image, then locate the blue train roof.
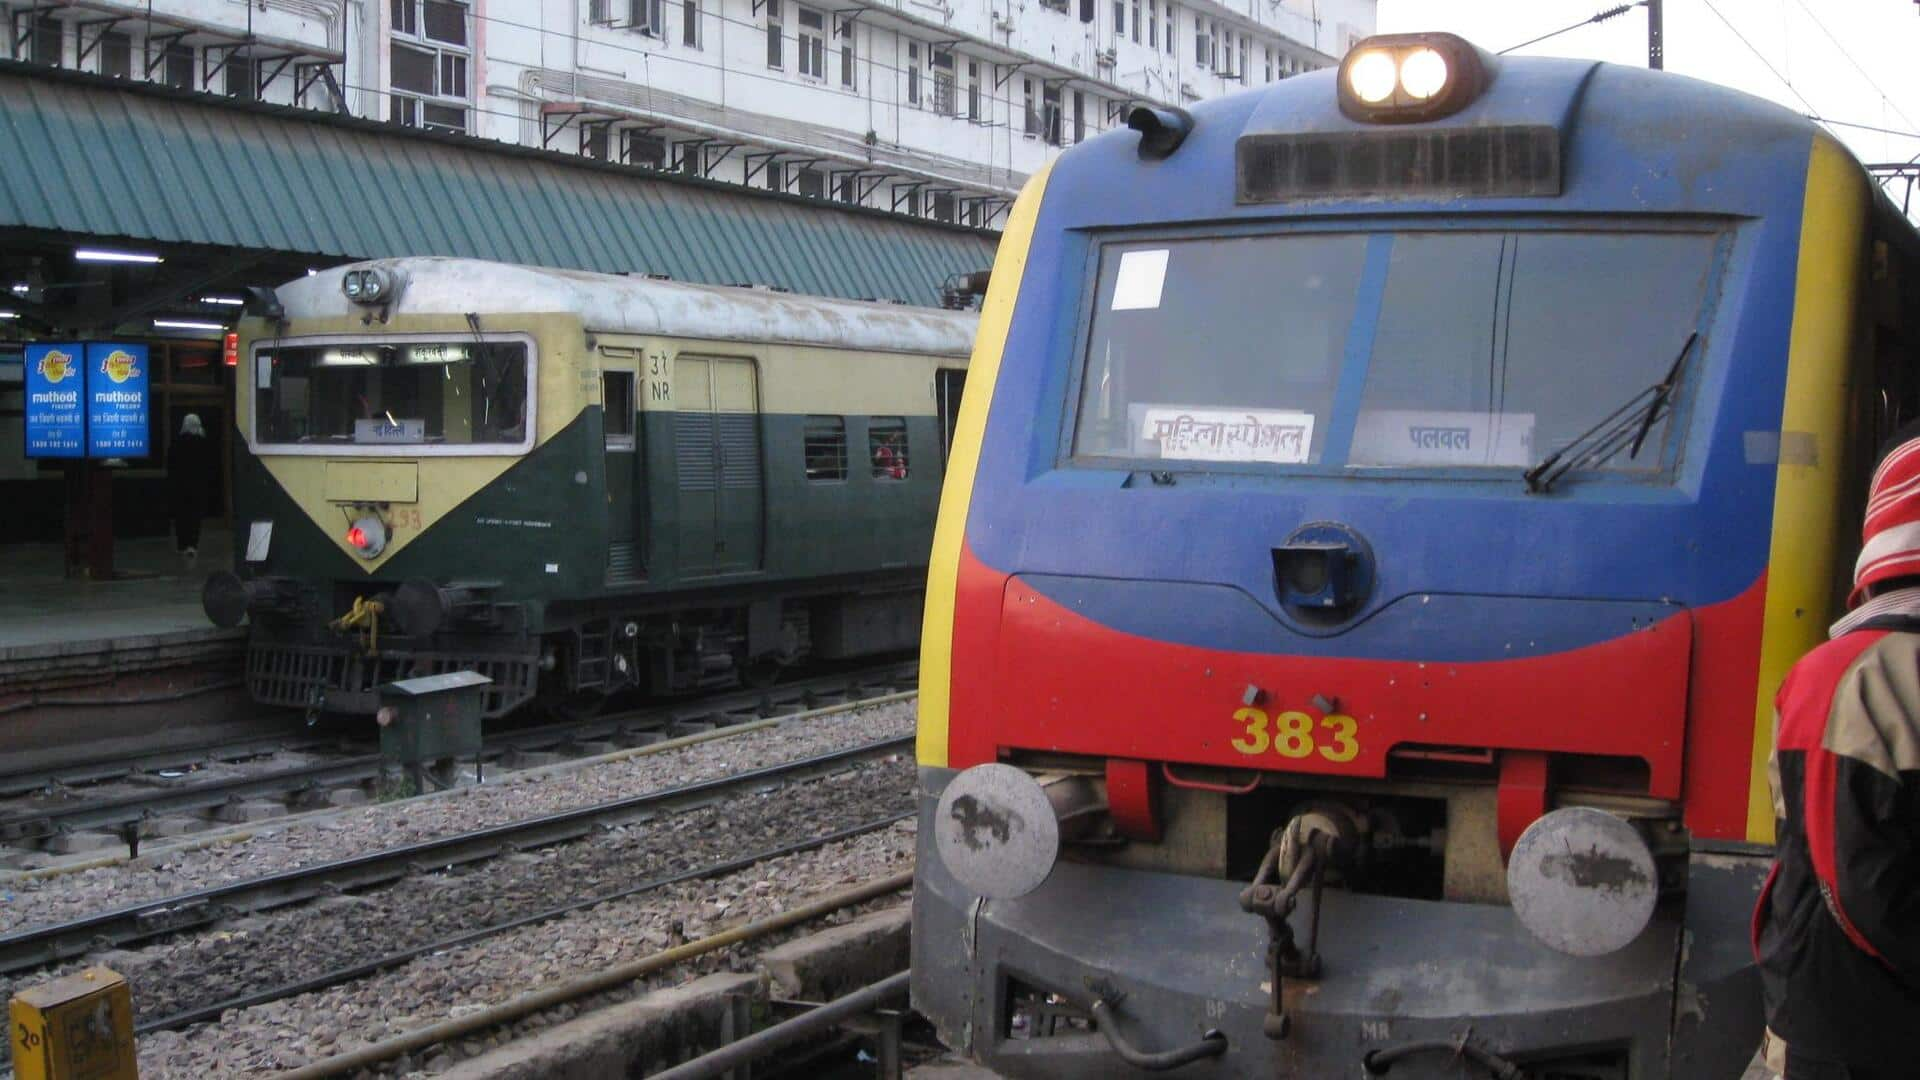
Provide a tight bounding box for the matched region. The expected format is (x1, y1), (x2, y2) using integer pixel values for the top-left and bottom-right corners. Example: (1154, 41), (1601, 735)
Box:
(1045, 56), (1831, 229)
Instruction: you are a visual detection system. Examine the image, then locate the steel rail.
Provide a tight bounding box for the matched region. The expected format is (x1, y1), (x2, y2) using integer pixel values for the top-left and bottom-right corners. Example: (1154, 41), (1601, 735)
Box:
(0, 734), (913, 976)
(135, 812), (912, 1034)
(274, 871), (916, 1080)
(646, 970), (913, 1080)
(0, 661), (916, 851)
(0, 732), (347, 799)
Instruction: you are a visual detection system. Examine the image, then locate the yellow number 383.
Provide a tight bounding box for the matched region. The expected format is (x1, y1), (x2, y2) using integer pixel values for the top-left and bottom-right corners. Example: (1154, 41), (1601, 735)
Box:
(1230, 707), (1360, 763)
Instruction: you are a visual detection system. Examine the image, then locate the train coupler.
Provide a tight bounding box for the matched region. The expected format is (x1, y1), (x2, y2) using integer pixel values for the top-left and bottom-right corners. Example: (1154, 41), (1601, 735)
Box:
(1238, 807), (1357, 1040)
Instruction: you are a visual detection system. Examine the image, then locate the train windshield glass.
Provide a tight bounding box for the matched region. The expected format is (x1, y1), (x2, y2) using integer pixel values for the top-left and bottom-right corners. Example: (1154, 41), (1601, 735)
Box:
(1073, 228), (1718, 476)
(253, 340), (531, 450)
(1349, 230), (1717, 471)
(1073, 233), (1369, 465)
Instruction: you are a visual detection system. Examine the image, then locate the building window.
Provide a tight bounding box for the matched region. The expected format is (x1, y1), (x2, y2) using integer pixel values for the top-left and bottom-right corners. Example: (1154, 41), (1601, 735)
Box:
(227, 55), (256, 100)
(765, 160), (783, 192)
(837, 16), (855, 88)
(1239, 36), (1249, 83)
(906, 42), (921, 106)
(1080, 0), (1093, 24)
(804, 416), (848, 481)
(1112, 0), (1123, 39)
(1022, 77), (1036, 137)
(625, 130), (667, 167)
(766, 0), (783, 69)
(161, 44), (195, 88)
(1072, 91), (1085, 143)
(1194, 21), (1208, 68)
(391, 1), (469, 133)
(588, 0), (609, 22)
(931, 192), (955, 223)
(1131, 0), (1140, 43)
(583, 124), (609, 160)
(1148, 1), (1158, 49)
(932, 49), (955, 115)
(1165, 3), (1176, 54)
(1042, 84), (1062, 146)
(798, 167), (825, 198)
(1039, 0), (1068, 12)
(797, 7), (825, 79)
(99, 30), (131, 78)
(869, 417), (908, 479)
(834, 173), (858, 204)
(684, 0), (701, 47)
(967, 59), (981, 120)
(631, 0), (665, 37)
(1264, 45), (1272, 82)
(24, 15), (60, 65)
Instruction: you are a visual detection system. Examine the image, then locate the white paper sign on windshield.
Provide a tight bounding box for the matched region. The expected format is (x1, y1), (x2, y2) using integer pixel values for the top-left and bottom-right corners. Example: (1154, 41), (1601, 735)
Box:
(1111, 249), (1170, 311)
(1350, 409), (1534, 467)
(1130, 405), (1315, 464)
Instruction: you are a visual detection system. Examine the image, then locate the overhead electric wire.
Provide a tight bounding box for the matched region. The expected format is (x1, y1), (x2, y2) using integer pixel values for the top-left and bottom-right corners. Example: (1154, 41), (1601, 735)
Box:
(1697, 0), (1822, 117)
(1498, 2), (1645, 56)
(1783, 0), (1920, 136)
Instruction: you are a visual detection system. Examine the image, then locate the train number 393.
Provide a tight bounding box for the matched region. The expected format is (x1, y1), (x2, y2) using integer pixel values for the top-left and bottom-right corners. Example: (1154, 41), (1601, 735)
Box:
(1230, 707), (1360, 763)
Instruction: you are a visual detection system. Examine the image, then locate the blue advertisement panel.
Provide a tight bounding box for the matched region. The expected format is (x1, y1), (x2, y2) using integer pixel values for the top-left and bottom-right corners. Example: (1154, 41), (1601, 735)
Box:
(86, 343), (150, 458)
(23, 343), (85, 458)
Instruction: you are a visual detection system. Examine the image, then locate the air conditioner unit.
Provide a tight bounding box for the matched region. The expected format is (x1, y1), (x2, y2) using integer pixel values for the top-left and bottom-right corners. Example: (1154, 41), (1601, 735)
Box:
(1096, 47), (1116, 66)
(993, 12), (1015, 31)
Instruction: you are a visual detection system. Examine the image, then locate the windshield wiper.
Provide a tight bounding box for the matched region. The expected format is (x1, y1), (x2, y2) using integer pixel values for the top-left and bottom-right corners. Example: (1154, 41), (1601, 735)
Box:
(1523, 331), (1697, 495)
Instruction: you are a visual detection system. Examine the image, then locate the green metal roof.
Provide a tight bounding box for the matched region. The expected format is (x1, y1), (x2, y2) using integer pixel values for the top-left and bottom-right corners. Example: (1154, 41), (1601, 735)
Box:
(0, 62), (998, 307)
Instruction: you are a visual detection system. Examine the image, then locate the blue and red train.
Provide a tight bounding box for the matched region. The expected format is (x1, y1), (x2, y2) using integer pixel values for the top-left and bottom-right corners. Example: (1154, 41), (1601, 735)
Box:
(911, 32), (1920, 1078)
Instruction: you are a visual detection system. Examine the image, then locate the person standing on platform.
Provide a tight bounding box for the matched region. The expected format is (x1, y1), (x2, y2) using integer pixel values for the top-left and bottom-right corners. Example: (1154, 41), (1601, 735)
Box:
(1754, 427), (1920, 1080)
(168, 413), (213, 567)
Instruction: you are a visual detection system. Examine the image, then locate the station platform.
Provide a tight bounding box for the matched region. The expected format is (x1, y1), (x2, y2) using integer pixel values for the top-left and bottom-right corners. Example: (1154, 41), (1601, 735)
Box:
(0, 526), (270, 768)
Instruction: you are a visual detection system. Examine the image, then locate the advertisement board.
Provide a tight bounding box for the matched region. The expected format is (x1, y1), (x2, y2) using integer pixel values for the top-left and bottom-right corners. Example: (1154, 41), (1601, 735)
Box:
(85, 343), (150, 458)
(23, 343), (85, 458)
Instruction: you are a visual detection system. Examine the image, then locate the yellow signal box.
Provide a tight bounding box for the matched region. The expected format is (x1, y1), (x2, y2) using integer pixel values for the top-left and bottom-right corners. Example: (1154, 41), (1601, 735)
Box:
(9, 966), (138, 1080)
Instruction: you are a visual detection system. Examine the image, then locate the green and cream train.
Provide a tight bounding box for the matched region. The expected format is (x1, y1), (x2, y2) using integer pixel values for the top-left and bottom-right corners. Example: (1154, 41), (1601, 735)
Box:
(203, 257), (977, 716)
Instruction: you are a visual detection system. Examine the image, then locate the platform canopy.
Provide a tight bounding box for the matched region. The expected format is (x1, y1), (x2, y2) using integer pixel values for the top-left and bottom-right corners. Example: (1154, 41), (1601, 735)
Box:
(0, 60), (998, 323)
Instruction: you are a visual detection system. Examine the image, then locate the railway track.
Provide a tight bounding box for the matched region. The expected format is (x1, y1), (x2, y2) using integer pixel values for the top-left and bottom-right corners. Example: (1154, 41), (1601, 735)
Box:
(0, 661), (916, 862)
(0, 733), (914, 977)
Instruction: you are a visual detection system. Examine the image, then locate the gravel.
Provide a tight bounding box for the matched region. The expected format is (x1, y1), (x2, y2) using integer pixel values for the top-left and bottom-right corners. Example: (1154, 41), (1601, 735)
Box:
(134, 821), (918, 1078)
(0, 698), (913, 936)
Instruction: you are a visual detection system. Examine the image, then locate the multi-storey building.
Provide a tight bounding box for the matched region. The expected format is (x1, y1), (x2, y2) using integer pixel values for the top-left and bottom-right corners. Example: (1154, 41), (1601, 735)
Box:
(4, 0), (1372, 227)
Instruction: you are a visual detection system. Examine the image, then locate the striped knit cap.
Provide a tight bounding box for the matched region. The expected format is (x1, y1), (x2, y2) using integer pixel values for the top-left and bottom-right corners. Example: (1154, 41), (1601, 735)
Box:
(1850, 434), (1920, 608)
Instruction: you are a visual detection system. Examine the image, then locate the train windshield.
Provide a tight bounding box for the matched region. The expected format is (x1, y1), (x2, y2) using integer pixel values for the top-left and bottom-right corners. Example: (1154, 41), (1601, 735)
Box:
(253, 339), (531, 450)
(1072, 228), (1720, 477)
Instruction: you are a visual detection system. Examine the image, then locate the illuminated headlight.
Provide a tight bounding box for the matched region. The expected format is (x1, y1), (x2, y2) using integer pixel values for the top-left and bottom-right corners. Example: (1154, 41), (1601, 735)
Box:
(1346, 50), (1398, 105)
(1399, 47), (1449, 100)
(346, 514), (388, 559)
(1337, 32), (1489, 124)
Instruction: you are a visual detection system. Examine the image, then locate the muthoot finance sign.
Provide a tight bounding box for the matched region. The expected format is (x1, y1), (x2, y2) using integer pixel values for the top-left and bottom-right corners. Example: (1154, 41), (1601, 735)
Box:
(86, 343), (149, 458)
(24, 343), (84, 458)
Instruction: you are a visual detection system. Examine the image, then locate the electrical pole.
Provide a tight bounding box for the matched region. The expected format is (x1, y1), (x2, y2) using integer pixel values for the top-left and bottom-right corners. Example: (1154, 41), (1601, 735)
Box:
(1648, 0), (1665, 69)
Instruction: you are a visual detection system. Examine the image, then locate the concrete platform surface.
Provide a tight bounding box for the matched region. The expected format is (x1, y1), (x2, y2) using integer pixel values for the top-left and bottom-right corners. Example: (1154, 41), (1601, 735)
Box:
(0, 527), (232, 653)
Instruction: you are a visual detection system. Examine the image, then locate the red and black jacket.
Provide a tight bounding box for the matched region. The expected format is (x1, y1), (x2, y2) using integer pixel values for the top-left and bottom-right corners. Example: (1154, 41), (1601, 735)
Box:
(1753, 618), (1920, 1068)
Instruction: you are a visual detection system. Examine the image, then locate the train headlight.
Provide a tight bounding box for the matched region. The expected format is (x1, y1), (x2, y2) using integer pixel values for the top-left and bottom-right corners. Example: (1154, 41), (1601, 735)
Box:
(1338, 33), (1490, 124)
(1346, 50), (1398, 105)
(341, 268), (397, 306)
(346, 515), (387, 559)
(1398, 47), (1449, 100)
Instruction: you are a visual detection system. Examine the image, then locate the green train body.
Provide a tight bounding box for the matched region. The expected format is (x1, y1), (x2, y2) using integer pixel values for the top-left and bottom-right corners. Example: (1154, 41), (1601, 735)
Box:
(206, 258), (976, 716)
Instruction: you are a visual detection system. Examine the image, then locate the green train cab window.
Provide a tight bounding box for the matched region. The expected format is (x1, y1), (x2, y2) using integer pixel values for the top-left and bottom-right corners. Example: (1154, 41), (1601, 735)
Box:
(1072, 233), (1369, 466)
(1350, 231), (1717, 472)
(254, 340), (530, 450)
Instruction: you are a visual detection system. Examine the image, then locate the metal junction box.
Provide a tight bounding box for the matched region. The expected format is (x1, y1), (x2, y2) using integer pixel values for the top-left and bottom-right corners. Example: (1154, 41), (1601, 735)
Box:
(376, 670), (491, 765)
(9, 966), (138, 1080)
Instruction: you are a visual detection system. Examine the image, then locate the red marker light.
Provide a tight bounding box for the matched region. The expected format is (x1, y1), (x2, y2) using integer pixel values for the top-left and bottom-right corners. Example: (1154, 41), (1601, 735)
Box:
(347, 526), (367, 549)
(223, 332), (239, 367)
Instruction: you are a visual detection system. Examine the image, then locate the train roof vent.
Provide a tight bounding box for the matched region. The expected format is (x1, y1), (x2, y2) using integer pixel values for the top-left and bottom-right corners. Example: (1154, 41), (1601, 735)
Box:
(1237, 124), (1561, 202)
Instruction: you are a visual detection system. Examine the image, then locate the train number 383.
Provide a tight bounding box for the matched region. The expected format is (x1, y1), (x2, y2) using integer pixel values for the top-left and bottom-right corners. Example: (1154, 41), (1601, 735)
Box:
(1230, 707), (1360, 763)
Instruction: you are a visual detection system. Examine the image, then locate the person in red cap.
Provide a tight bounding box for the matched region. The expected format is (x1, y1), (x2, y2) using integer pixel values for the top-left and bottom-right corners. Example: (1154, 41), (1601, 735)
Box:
(1753, 429), (1920, 1079)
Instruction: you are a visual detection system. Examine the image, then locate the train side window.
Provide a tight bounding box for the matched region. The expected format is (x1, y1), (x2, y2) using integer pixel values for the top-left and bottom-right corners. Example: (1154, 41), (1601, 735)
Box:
(805, 415), (848, 480)
(870, 416), (909, 479)
(937, 368), (966, 461)
(603, 372), (635, 448)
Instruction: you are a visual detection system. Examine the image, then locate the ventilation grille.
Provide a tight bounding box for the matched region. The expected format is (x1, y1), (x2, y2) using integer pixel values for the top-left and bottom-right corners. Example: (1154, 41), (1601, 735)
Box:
(676, 413), (717, 490)
(1237, 125), (1562, 202)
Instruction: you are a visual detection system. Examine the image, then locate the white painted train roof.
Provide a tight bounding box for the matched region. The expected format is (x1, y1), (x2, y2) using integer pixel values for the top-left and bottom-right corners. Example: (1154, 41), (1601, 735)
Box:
(270, 257), (980, 356)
